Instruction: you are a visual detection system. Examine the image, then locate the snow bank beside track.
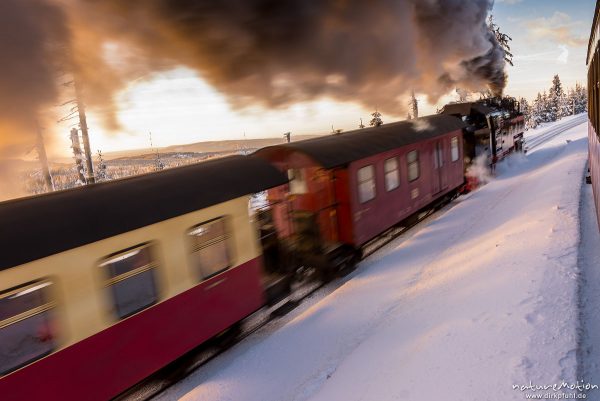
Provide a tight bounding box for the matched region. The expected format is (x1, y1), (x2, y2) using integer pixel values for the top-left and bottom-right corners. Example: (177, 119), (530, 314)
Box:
(156, 121), (590, 401)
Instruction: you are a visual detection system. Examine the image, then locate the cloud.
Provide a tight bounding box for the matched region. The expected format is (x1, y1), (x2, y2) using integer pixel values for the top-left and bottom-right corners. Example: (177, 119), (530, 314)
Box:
(557, 45), (569, 64)
(497, 0), (523, 4)
(525, 12), (587, 47)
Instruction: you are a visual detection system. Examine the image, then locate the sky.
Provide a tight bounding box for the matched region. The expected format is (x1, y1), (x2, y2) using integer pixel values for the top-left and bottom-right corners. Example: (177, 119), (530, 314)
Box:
(495, 0), (595, 99)
(53, 0), (597, 156)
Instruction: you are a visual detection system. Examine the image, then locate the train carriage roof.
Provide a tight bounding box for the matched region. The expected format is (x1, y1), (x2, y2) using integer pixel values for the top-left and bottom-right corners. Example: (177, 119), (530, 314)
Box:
(255, 114), (465, 169)
(0, 155), (287, 271)
(440, 102), (494, 117)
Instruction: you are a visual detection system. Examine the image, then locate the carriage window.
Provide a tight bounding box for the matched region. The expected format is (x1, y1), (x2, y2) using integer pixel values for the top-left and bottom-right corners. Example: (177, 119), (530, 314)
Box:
(384, 158), (400, 191)
(188, 217), (232, 281)
(101, 244), (158, 320)
(407, 150), (420, 181)
(0, 280), (55, 376)
(357, 165), (376, 203)
(288, 169), (308, 194)
(451, 137), (460, 162)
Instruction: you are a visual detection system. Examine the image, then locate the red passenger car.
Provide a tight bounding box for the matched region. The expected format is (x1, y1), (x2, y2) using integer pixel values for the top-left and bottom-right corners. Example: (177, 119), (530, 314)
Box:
(255, 115), (465, 274)
(0, 156), (288, 401)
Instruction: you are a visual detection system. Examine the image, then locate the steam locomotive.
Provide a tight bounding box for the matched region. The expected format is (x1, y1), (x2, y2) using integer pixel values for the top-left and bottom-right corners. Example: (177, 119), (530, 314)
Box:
(0, 100), (524, 400)
(441, 97), (525, 165)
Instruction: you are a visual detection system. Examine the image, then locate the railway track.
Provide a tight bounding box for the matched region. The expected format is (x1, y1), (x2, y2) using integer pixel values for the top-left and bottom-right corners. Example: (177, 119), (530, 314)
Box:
(524, 114), (587, 151)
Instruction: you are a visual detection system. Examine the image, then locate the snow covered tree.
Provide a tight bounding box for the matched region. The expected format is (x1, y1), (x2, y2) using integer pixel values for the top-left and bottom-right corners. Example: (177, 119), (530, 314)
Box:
(524, 80), (587, 130)
(547, 74), (565, 121)
(566, 87), (577, 116)
(519, 97), (535, 129)
(574, 87), (583, 114)
(542, 91), (552, 122)
(488, 15), (514, 66)
(519, 97), (529, 115)
(530, 92), (548, 127)
(572, 83), (588, 114)
(96, 150), (108, 182)
(370, 110), (383, 127)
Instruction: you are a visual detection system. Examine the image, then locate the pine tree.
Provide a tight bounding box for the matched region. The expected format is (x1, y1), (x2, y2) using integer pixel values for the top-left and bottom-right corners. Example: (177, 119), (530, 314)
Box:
(533, 92), (542, 123)
(149, 132), (164, 171)
(548, 75), (565, 121)
(519, 97), (529, 116)
(370, 110), (383, 127)
(519, 97), (533, 129)
(566, 87), (576, 116)
(573, 83), (588, 114)
(96, 150), (108, 182)
(488, 15), (514, 66)
(542, 91), (551, 122)
(530, 92), (545, 127)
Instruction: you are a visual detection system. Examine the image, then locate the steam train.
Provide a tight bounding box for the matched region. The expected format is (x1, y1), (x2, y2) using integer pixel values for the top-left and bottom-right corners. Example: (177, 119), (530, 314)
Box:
(0, 102), (524, 400)
(588, 1), (600, 230)
(441, 97), (525, 164)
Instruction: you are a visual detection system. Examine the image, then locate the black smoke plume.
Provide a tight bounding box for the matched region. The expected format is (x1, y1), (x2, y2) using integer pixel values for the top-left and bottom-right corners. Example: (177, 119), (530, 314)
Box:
(0, 0), (67, 156)
(0, 0), (507, 156)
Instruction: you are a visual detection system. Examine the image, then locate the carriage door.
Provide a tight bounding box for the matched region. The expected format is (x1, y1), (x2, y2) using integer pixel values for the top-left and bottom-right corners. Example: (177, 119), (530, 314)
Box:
(432, 140), (444, 194)
(354, 164), (378, 243)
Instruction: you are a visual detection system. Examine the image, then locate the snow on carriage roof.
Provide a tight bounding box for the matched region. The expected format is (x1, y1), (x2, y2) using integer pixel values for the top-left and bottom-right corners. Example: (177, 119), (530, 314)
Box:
(255, 114), (465, 169)
(0, 155), (287, 270)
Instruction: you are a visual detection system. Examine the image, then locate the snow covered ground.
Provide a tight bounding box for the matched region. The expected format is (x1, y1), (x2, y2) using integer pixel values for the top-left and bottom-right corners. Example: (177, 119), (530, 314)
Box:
(524, 114), (587, 152)
(155, 116), (593, 401)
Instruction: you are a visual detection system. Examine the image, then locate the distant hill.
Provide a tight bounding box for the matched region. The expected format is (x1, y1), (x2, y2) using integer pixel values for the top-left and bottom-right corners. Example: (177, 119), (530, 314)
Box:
(101, 135), (321, 160)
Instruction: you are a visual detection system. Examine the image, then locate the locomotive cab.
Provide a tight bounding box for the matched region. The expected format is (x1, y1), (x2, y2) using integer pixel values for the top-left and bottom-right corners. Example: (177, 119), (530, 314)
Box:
(440, 97), (525, 167)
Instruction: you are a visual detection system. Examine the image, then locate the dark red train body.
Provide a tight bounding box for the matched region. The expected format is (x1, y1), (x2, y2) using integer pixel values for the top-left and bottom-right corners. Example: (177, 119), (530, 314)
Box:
(0, 258), (264, 401)
(255, 115), (466, 271)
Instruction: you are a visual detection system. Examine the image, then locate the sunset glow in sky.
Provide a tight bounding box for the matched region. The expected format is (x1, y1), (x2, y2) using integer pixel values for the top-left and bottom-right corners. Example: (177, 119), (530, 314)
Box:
(52, 0), (596, 157)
